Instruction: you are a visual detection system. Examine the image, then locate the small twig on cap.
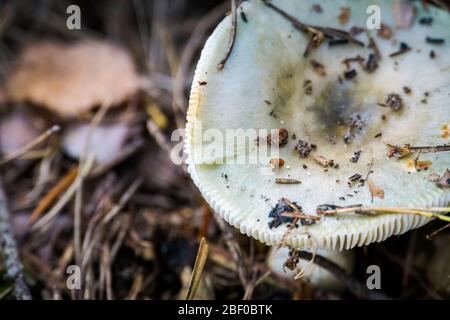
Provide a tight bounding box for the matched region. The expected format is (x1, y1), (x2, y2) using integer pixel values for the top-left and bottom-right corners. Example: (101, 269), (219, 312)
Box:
(217, 0), (237, 70)
(264, 1), (364, 56)
(317, 205), (450, 223)
(386, 143), (450, 158)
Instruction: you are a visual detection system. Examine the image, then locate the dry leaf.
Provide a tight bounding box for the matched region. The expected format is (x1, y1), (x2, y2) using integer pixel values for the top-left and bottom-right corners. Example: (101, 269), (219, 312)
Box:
(338, 7), (351, 25)
(393, 0), (416, 29)
(368, 179), (385, 201)
(5, 40), (141, 117)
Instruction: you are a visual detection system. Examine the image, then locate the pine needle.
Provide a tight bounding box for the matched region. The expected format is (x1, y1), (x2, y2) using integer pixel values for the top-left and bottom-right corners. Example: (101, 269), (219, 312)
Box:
(28, 165), (79, 224)
(186, 237), (209, 300)
(0, 125), (60, 166)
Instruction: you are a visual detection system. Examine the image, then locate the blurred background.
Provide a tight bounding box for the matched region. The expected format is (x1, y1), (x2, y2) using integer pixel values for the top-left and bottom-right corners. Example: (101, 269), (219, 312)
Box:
(0, 0), (449, 300)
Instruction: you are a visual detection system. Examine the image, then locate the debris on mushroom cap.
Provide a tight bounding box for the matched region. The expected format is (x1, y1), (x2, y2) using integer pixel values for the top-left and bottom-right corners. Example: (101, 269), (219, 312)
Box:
(270, 157), (285, 170)
(294, 140), (315, 158)
(267, 247), (355, 293)
(5, 40), (141, 117)
(433, 169), (450, 188)
(267, 128), (289, 146)
(186, 0), (450, 250)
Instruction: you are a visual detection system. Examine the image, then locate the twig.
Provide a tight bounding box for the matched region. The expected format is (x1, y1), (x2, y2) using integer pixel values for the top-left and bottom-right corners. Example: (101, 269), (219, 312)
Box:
(0, 179), (32, 300)
(173, 1), (228, 121)
(74, 102), (111, 276)
(426, 222), (450, 240)
(264, 1), (364, 54)
(146, 120), (171, 153)
(387, 143), (450, 158)
(126, 272), (144, 300)
(0, 125), (60, 166)
(317, 205), (450, 223)
(293, 250), (388, 299)
(217, 0), (237, 70)
(186, 237), (209, 300)
(102, 178), (143, 224)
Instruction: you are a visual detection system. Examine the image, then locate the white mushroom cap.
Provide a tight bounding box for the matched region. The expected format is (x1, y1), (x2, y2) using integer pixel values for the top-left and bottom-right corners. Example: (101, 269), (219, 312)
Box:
(186, 0), (450, 250)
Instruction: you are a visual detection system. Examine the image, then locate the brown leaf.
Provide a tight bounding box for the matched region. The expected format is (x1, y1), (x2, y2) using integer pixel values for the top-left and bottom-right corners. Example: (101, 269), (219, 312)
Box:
(368, 179), (385, 201)
(5, 40), (141, 117)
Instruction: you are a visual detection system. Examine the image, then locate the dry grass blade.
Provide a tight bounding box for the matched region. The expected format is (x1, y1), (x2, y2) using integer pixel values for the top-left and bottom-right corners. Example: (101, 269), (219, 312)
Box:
(0, 125), (60, 166)
(186, 237), (209, 300)
(31, 153), (96, 231)
(173, 1), (228, 117)
(318, 206), (450, 222)
(126, 273), (144, 300)
(102, 178), (143, 224)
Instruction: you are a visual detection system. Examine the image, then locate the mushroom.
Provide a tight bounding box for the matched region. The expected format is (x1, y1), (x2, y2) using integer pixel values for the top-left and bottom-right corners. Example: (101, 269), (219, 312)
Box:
(185, 0), (450, 253)
(267, 246), (355, 294)
(4, 40), (141, 118)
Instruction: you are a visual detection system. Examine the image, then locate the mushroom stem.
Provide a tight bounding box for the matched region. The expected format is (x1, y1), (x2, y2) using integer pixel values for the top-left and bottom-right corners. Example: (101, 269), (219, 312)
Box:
(293, 250), (388, 300)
